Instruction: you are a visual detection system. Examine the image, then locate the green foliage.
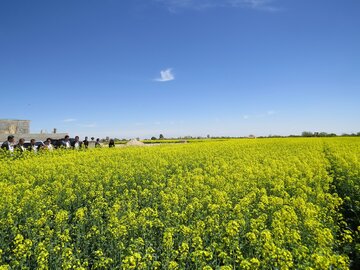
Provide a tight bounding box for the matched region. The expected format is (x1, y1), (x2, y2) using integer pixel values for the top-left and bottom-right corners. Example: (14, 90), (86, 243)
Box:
(324, 140), (360, 267)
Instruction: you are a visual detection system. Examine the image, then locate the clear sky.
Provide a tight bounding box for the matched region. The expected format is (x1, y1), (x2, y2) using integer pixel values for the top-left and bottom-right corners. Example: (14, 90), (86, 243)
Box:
(0, 0), (359, 139)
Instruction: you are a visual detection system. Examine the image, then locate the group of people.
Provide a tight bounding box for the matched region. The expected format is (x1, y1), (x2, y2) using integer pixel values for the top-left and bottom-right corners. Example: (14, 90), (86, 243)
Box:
(1, 135), (45, 153)
(1, 135), (115, 153)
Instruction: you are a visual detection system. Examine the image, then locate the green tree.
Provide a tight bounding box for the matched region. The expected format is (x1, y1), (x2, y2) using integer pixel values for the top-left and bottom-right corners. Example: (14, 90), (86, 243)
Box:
(301, 131), (313, 137)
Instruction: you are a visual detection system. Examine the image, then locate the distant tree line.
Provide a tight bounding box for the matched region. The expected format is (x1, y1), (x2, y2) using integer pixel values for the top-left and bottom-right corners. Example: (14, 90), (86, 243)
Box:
(300, 131), (360, 137)
(98, 132), (360, 142)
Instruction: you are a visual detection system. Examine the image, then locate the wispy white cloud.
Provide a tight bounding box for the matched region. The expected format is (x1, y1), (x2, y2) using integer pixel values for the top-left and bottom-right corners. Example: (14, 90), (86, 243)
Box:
(267, 110), (276, 115)
(155, 68), (175, 82)
(155, 0), (278, 11)
(63, 118), (77, 122)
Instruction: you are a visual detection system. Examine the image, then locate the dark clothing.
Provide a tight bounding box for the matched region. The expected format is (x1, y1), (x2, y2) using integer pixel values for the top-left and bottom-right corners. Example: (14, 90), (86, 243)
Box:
(1, 141), (12, 151)
(95, 141), (101, 148)
(71, 140), (82, 149)
(52, 140), (62, 148)
(83, 140), (89, 148)
(109, 141), (115, 148)
(28, 144), (40, 152)
(60, 140), (71, 148)
(15, 144), (26, 152)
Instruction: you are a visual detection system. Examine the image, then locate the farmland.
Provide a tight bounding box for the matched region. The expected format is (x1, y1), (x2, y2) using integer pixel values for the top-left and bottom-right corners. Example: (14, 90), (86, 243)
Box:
(0, 138), (359, 269)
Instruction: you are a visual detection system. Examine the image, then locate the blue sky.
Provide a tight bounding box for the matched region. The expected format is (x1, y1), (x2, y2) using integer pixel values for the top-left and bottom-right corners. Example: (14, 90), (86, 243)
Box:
(0, 0), (359, 138)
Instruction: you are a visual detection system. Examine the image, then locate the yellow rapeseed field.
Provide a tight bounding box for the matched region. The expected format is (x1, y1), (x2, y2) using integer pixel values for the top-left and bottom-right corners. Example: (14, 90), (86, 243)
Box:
(0, 138), (359, 269)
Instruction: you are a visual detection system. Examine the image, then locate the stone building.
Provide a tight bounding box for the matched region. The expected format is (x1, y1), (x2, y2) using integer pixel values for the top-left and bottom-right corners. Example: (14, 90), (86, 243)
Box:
(0, 119), (30, 135)
(0, 119), (68, 142)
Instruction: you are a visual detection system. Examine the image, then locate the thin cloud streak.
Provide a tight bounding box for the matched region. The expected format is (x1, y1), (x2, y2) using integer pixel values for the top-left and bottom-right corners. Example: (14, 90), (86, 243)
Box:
(79, 123), (97, 128)
(242, 110), (277, 119)
(155, 0), (278, 11)
(63, 118), (77, 122)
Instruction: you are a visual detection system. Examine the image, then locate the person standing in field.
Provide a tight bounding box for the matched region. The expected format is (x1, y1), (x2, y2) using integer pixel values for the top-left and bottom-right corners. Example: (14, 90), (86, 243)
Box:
(109, 139), (115, 148)
(1, 135), (15, 152)
(72, 136), (82, 149)
(83, 136), (89, 149)
(43, 138), (54, 151)
(15, 138), (26, 152)
(95, 138), (101, 148)
(61, 135), (71, 149)
(28, 139), (38, 153)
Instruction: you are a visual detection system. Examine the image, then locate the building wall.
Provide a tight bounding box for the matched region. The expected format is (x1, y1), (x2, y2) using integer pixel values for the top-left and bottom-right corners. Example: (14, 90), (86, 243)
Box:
(0, 119), (30, 134)
(0, 119), (70, 143)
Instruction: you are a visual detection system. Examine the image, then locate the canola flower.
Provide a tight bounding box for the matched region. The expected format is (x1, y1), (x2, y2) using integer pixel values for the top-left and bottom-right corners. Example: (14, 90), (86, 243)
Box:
(0, 138), (359, 269)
